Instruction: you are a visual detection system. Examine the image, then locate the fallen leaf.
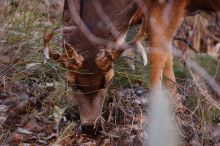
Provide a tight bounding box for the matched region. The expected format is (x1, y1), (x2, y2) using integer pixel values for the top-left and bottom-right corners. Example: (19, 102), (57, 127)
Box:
(18, 143), (35, 146)
(0, 116), (7, 125)
(0, 56), (11, 64)
(11, 133), (24, 143)
(0, 104), (9, 112)
(135, 114), (146, 124)
(44, 133), (57, 140)
(16, 127), (33, 135)
(24, 118), (43, 133)
(25, 63), (41, 69)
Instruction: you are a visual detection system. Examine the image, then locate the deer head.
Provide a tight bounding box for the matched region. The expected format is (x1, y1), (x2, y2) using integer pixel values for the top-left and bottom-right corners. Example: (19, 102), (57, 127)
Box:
(43, 30), (123, 133)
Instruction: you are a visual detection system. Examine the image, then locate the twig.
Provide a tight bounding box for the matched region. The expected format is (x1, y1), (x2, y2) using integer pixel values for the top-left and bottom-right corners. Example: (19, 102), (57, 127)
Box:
(174, 36), (199, 53)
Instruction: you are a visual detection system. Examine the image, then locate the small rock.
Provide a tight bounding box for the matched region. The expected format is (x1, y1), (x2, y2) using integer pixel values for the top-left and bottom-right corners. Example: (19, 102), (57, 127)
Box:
(0, 105), (9, 112)
(18, 143), (35, 146)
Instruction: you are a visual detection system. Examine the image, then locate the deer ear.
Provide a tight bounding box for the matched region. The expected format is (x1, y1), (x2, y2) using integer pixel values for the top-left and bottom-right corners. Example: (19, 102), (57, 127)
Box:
(43, 30), (84, 70)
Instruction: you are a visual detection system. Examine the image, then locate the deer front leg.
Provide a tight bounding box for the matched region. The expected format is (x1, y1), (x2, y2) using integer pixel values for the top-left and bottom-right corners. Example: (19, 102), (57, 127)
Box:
(150, 48), (167, 91)
(150, 44), (183, 108)
(163, 51), (183, 107)
(163, 53), (176, 92)
(149, 35), (182, 106)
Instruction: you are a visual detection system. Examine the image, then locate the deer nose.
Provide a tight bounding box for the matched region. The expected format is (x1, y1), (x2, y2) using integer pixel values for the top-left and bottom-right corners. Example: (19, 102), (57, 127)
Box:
(80, 125), (102, 135)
